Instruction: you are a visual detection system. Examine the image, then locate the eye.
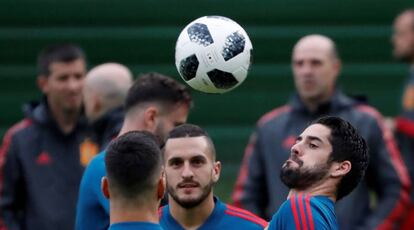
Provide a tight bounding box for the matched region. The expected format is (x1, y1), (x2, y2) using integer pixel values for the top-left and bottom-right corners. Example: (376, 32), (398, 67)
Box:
(57, 75), (69, 82)
(310, 59), (322, 67)
(74, 73), (85, 80)
(191, 157), (205, 167)
(169, 159), (183, 168)
(309, 143), (318, 149)
(294, 60), (303, 67)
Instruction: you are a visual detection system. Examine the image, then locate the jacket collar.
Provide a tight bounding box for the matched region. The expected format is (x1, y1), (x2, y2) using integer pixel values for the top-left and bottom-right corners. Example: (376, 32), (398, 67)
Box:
(24, 97), (88, 135)
(289, 89), (355, 115)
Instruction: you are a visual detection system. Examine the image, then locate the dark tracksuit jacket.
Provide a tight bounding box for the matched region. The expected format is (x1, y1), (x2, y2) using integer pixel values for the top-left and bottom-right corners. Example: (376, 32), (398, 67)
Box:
(0, 100), (92, 230)
(395, 68), (414, 202)
(233, 91), (411, 230)
(88, 106), (124, 151)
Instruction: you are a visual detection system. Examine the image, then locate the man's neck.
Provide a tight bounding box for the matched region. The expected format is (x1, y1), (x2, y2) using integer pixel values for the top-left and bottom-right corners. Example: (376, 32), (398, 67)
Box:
(288, 180), (337, 202)
(110, 201), (159, 225)
(301, 89), (335, 113)
(169, 194), (215, 230)
(118, 116), (147, 136)
(48, 100), (80, 134)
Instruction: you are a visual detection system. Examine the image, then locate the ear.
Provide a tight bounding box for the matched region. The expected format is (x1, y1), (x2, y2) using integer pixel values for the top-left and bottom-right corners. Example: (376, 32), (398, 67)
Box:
(157, 176), (165, 200)
(212, 161), (221, 183)
(93, 94), (102, 114)
(330, 160), (351, 178)
(37, 76), (48, 94)
(143, 106), (158, 132)
(101, 177), (110, 199)
(333, 59), (342, 78)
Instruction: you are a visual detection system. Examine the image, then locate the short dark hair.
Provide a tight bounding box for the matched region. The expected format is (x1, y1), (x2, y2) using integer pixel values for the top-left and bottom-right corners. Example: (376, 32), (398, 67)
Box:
(37, 43), (86, 76)
(124, 72), (192, 112)
(105, 131), (162, 199)
(312, 116), (369, 200)
(165, 123), (216, 160)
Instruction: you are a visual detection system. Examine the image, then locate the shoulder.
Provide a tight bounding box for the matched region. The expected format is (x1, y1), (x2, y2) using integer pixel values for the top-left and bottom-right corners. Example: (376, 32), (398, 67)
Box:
(81, 151), (107, 183)
(2, 118), (34, 140)
(0, 118), (34, 156)
(223, 204), (268, 229)
(268, 195), (336, 230)
(351, 104), (384, 124)
(257, 105), (292, 127)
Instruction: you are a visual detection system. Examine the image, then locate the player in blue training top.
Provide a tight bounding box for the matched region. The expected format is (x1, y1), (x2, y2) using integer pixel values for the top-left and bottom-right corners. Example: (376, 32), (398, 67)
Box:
(267, 116), (369, 230)
(76, 72), (192, 230)
(102, 131), (164, 230)
(160, 124), (267, 230)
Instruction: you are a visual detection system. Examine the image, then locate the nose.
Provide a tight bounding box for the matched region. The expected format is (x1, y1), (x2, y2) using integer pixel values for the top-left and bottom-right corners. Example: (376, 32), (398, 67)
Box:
(68, 76), (84, 92)
(290, 142), (302, 157)
(300, 63), (314, 76)
(181, 162), (194, 179)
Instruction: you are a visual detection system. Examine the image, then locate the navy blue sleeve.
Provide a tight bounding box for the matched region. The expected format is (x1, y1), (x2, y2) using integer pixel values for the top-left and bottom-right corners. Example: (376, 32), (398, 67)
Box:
(75, 153), (109, 230)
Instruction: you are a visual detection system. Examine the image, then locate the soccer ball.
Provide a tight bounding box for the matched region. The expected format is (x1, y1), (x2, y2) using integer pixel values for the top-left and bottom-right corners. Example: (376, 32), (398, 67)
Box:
(175, 16), (253, 94)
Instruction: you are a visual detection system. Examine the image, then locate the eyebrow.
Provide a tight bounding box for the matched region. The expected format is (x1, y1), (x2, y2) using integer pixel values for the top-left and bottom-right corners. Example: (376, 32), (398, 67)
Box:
(296, 135), (324, 143)
(308, 136), (323, 143)
(167, 154), (208, 162)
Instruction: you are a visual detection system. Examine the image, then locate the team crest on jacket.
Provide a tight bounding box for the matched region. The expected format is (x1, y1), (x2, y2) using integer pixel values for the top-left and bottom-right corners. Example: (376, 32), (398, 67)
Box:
(79, 138), (99, 167)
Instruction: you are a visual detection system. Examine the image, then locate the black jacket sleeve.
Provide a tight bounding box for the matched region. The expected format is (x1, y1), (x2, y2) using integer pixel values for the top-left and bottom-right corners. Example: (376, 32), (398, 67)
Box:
(232, 130), (269, 219)
(358, 114), (411, 229)
(0, 133), (25, 230)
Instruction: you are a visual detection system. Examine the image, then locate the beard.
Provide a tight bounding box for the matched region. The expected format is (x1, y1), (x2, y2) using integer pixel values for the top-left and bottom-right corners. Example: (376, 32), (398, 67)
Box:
(280, 156), (330, 190)
(167, 179), (214, 209)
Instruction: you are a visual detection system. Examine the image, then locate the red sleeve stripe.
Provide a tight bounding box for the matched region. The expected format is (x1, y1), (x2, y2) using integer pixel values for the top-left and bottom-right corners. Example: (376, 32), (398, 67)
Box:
(226, 204), (267, 226)
(158, 206), (163, 218)
(0, 119), (32, 189)
(291, 196), (302, 230)
(356, 105), (411, 229)
(232, 105), (291, 207)
(0, 119), (33, 230)
(231, 133), (255, 207)
(395, 116), (414, 137)
(224, 210), (268, 227)
(298, 195), (308, 230)
(304, 195), (315, 230)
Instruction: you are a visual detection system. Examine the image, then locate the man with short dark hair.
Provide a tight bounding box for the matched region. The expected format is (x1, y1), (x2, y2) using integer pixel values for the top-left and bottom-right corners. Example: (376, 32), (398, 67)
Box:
(76, 72), (192, 230)
(233, 34), (411, 229)
(267, 116), (369, 229)
(0, 44), (92, 230)
(102, 131), (164, 230)
(160, 124), (267, 230)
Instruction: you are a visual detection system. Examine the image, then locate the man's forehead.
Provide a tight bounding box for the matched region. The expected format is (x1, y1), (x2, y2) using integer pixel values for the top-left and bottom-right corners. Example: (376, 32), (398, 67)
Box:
(293, 45), (332, 60)
(395, 11), (414, 25)
(164, 136), (209, 157)
(293, 36), (334, 59)
(300, 124), (331, 142)
(49, 59), (86, 71)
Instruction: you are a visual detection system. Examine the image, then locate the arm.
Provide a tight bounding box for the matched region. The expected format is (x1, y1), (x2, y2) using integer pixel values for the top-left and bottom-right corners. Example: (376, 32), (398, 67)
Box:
(232, 130), (268, 218)
(0, 132), (24, 230)
(358, 108), (411, 229)
(75, 154), (109, 230)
